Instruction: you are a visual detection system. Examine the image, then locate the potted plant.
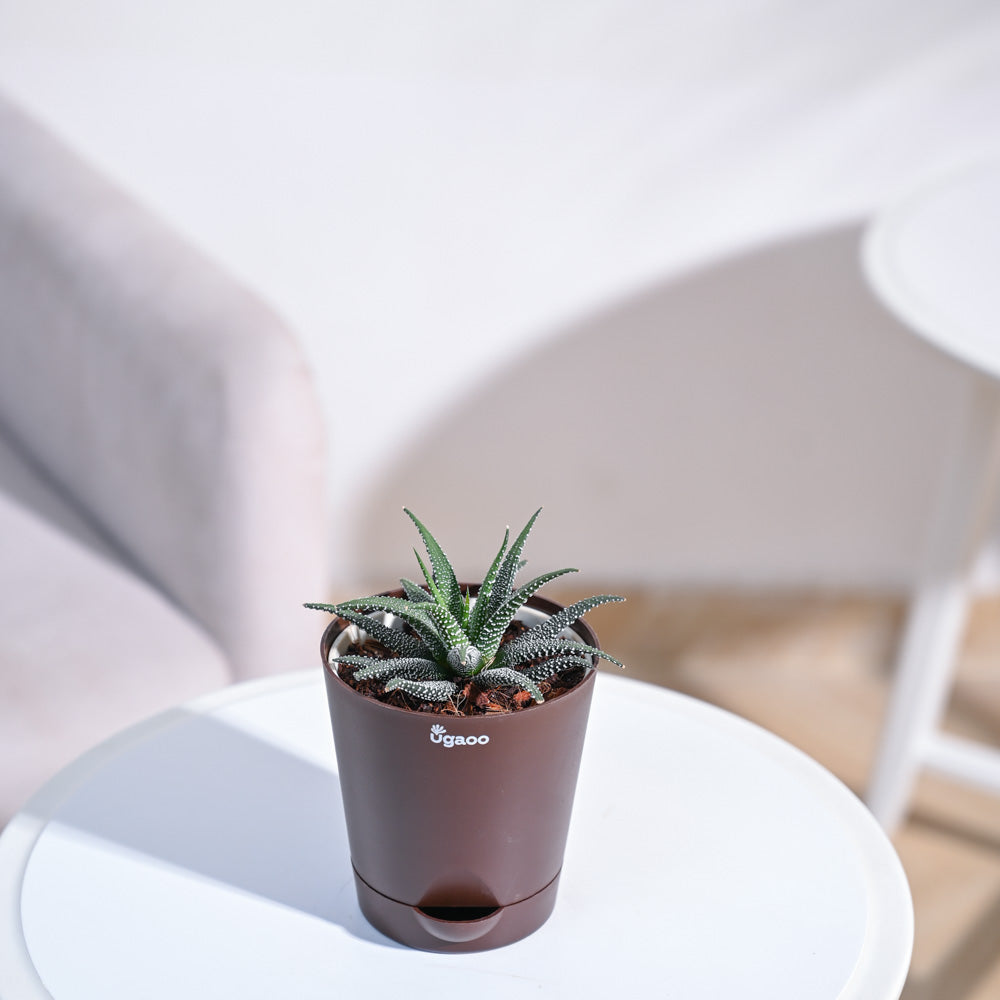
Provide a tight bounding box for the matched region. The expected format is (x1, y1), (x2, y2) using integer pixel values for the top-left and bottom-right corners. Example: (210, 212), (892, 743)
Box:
(306, 508), (624, 952)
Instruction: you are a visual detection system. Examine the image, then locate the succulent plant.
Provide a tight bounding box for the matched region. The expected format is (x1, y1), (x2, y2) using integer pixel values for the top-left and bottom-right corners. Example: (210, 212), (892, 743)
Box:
(306, 508), (624, 705)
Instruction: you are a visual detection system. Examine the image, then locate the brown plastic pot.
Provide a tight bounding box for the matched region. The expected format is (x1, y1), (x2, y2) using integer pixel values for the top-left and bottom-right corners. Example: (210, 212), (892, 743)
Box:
(320, 587), (600, 952)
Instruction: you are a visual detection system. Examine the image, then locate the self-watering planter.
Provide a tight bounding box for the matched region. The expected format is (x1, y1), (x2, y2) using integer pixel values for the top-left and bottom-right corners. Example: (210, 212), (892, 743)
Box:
(320, 591), (601, 952)
(307, 508), (624, 951)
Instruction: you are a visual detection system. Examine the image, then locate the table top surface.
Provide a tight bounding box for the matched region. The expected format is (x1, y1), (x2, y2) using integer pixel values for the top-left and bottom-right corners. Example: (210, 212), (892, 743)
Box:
(0, 671), (912, 1000)
(863, 160), (1000, 380)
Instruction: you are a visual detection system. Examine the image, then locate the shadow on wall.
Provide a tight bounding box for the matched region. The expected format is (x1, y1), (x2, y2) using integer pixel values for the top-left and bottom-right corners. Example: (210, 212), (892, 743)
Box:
(355, 223), (972, 590)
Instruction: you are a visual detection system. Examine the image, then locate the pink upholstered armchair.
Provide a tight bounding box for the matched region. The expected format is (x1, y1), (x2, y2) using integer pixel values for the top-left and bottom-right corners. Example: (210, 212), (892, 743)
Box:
(0, 94), (329, 822)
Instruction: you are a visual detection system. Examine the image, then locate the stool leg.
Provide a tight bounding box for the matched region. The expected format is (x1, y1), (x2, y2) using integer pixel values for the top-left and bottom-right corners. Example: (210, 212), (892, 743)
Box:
(867, 375), (1000, 833)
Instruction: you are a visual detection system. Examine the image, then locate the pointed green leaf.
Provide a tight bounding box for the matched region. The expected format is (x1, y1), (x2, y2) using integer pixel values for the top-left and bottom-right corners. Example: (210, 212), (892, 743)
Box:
(412, 549), (446, 606)
(446, 644), (482, 677)
(348, 657), (448, 681)
(477, 567), (579, 665)
(467, 526), (509, 641)
(423, 602), (470, 652)
(486, 517), (541, 618)
(384, 677), (458, 702)
(326, 608), (430, 659)
(486, 508), (542, 619)
(404, 509), (463, 621)
(329, 597), (448, 660)
(400, 577), (430, 603)
(498, 639), (623, 669)
(503, 595), (625, 659)
(519, 654), (593, 681)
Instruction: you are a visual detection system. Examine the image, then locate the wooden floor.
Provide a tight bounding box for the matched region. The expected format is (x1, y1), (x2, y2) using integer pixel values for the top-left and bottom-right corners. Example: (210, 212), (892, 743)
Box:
(548, 586), (1000, 1000)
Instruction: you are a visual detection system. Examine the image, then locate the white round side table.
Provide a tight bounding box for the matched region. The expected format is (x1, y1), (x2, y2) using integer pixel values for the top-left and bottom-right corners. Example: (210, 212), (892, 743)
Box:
(0, 671), (911, 999)
(863, 160), (1000, 832)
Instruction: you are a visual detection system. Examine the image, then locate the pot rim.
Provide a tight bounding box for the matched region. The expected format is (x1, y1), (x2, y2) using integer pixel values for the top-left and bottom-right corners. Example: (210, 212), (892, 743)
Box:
(320, 584), (601, 719)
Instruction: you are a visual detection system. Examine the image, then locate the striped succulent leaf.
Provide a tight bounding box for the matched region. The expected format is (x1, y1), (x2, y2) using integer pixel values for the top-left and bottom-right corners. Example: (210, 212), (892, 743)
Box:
(447, 644), (482, 676)
(465, 526), (509, 638)
(400, 577), (430, 603)
(484, 508), (541, 621)
(474, 567), (579, 665)
(404, 508), (464, 621)
(501, 595), (626, 660)
(322, 607), (430, 659)
(349, 657), (448, 682)
(328, 596), (448, 660)
(411, 549), (447, 608)
(384, 677), (458, 702)
(517, 654), (594, 682)
(497, 639), (624, 670)
(422, 601), (471, 653)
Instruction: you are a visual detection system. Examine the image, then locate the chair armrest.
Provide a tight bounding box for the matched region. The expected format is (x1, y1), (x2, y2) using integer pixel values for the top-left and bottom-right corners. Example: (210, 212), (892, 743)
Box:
(0, 94), (329, 678)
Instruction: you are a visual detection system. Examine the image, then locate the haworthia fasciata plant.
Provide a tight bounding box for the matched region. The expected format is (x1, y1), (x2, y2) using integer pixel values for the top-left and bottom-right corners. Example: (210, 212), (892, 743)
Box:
(307, 509), (624, 705)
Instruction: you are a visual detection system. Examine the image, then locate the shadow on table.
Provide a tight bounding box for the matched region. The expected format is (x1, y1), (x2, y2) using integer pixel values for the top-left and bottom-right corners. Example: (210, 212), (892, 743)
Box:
(27, 710), (401, 948)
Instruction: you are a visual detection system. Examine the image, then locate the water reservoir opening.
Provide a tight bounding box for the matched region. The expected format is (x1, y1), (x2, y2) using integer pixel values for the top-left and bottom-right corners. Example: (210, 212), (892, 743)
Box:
(417, 905), (501, 922)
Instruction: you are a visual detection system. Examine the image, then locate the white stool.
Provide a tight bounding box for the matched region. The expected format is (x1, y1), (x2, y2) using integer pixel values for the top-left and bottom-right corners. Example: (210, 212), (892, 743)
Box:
(863, 160), (1000, 833)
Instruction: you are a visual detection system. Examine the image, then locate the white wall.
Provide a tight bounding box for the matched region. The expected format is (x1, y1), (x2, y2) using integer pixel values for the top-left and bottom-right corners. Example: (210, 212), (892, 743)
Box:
(2, 0), (999, 589)
(348, 224), (980, 590)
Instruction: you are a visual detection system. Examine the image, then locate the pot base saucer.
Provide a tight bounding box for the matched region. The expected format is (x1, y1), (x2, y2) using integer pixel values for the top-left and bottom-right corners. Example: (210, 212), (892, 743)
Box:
(352, 867), (561, 953)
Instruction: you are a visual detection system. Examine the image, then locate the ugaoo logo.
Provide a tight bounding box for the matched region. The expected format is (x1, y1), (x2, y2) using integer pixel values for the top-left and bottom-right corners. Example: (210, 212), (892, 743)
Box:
(429, 723), (490, 747)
